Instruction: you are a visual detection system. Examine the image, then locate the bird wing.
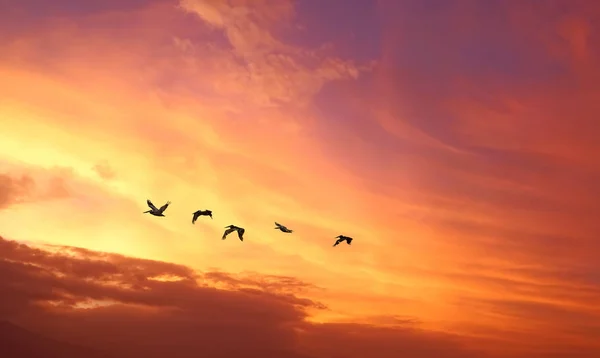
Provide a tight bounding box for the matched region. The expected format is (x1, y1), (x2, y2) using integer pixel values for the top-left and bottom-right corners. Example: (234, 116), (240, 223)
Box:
(222, 227), (235, 239)
(346, 237), (353, 244)
(237, 228), (245, 241)
(333, 238), (342, 247)
(147, 200), (158, 211)
(158, 201), (170, 213)
(192, 211), (200, 224)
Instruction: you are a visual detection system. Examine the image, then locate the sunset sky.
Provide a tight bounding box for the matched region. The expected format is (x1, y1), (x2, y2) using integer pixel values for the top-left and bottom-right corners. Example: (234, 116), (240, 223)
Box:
(1, 0), (599, 357)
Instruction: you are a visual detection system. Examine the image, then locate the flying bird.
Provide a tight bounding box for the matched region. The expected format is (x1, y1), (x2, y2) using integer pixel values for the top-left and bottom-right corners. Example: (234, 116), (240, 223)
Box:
(333, 235), (353, 247)
(192, 209), (213, 223)
(144, 199), (170, 217)
(222, 225), (245, 241)
(274, 222), (293, 233)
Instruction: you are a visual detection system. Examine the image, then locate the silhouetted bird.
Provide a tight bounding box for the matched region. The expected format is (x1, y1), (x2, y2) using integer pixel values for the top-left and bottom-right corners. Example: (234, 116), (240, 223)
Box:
(333, 235), (353, 247)
(192, 209), (213, 223)
(274, 222), (293, 233)
(144, 199), (170, 217)
(222, 225), (245, 241)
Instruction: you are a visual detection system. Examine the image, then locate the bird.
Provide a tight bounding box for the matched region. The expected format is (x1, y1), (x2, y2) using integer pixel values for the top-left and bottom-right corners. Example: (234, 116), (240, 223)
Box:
(144, 199), (171, 217)
(333, 235), (353, 247)
(192, 209), (212, 223)
(222, 225), (245, 241)
(274, 222), (293, 233)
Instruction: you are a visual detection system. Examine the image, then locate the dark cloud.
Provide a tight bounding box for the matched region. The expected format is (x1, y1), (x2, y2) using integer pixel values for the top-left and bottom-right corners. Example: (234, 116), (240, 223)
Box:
(0, 236), (486, 358)
(1, 320), (112, 358)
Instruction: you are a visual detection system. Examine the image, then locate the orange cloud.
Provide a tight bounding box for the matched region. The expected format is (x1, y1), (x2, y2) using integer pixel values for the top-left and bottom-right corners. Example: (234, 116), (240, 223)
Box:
(92, 162), (116, 181)
(177, 0), (369, 107)
(0, 170), (70, 209)
(0, 173), (35, 209)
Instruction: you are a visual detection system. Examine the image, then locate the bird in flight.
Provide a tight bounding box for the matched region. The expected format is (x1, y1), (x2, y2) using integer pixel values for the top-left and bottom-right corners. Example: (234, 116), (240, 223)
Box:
(222, 225), (245, 241)
(144, 200), (170, 217)
(333, 235), (353, 247)
(192, 209), (213, 223)
(274, 222), (293, 233)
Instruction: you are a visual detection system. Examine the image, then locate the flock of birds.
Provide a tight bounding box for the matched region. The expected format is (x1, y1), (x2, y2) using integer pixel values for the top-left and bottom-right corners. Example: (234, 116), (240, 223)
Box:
(144, 199), (354, 247)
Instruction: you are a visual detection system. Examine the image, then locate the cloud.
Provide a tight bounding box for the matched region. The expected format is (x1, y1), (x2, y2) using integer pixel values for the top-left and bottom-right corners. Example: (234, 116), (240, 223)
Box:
(0, 171), (70, 210)
(178, 0), (296, 54)
(177, 0), (372, 107)
(0, 236), (485, 358)
(306, 0), (600, 254)
(0, 174), (35, 209)
(454, 296), (600, 357)
(92, 162), (116, 181)
(1, 320), (112, 358)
